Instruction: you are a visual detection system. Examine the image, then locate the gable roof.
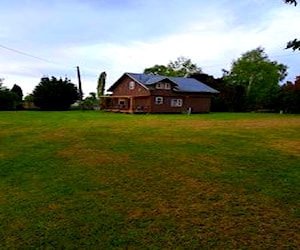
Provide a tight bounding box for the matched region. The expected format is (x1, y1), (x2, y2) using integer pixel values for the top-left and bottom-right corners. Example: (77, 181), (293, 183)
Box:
(108, 72), (219, 93)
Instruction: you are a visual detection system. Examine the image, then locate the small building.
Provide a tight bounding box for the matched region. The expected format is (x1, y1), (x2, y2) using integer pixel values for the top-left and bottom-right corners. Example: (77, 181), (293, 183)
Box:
(102, 72), (219, 113)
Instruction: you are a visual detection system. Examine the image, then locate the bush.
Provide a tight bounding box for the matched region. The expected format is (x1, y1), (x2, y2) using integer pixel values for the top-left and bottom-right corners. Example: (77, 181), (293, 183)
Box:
(33, 76), (80, 110)
(0, 89), (18, 110)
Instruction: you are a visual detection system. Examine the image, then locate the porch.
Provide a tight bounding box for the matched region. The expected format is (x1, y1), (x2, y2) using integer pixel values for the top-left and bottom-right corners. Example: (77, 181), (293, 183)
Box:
(100, 95), (150, 113)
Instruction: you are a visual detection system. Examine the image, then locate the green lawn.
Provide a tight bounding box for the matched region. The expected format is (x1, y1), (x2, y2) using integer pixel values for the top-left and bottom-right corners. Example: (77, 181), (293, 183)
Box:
(1, 111), (300, 249)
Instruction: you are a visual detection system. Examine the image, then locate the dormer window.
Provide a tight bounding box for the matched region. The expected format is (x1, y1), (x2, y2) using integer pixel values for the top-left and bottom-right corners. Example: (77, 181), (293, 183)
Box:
(156, 83), (163, 89)
(129, 81), (135, 90)
(155, 82), (171, 90)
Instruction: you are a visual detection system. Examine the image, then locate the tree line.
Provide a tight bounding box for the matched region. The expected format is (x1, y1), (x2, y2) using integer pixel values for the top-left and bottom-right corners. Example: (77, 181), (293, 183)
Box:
(144, 50), (300, 113)
(0, 75), (105, 111)
(0, 76), (80, 111)
(1, 48), (299, 113)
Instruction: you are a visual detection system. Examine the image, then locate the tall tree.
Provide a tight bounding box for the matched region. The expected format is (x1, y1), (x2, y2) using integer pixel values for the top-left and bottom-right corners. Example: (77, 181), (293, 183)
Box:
(97, 71), (106, 109)
(11, 84), (23, 102)
(225, 47), (287, 110)
(10, 84), (23, 109)
(144, 57), (202, 77)
(33, 76), (79, 110)
(97, 71), (106, 99)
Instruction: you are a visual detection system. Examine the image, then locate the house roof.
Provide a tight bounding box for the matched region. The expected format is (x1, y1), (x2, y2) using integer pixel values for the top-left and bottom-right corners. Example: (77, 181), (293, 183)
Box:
(108, 72), (219, 93)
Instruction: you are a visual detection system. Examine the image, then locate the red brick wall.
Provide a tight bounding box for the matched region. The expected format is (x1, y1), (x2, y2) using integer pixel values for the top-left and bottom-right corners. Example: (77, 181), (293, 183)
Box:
(112, 76), (150, 96)
(111, 77), (213, 113)
(150, 90), (212, 113)
(184, 96), (211, 113)
(134, 97), (151, 112)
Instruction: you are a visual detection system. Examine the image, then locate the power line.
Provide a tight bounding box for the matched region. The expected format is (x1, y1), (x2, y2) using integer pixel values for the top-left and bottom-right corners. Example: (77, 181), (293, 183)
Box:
(0, 44), (107, 77)
(0, 44), (54, 63)
(0, 43), (297, 79)
(0, 44), (74, 69)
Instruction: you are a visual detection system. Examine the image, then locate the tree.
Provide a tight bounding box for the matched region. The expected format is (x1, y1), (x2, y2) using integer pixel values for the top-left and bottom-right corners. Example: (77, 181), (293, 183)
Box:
(144, 65), (175, 76)
(285, 0), (300, 50)
(0, 79), (18, 110)
(97, 71), (106, 109)
(11, 84), (23, 102)
(280, 76), (300, 113)
(168, 56), (202, 76)
(24, 94), (34, 103)
(0, 90), (17, 110)
(189, 72), (241, 112)
(189, 73), (220, 89)
(286, 39), (300, 51)
(11, 84), (23, 109)
(33, 76), (80, 110)
(97, 72), (106, 99)
(225, 47), (287, 110)
(83, 92), (98, 110)
(285, 0), (297, 6)
(144, 57), (202, 77)
(0, 78), (4, 88)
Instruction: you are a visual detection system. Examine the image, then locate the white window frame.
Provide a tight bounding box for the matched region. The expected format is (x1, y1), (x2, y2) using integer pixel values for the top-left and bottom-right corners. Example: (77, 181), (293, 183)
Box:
(156, 83), (163, 89)
(165, 83), (171, 90)
(155, 96), (163, 105)
(129, 81), (135, 90)
(171, 99), (183, 107)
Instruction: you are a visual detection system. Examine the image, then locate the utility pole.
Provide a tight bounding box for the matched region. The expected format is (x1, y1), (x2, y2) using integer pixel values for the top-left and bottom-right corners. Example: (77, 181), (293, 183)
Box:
(76, 66), (83, 101)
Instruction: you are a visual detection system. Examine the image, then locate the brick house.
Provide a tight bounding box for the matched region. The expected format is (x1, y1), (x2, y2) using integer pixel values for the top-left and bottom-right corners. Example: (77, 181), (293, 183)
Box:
(102, 72), (219, 113)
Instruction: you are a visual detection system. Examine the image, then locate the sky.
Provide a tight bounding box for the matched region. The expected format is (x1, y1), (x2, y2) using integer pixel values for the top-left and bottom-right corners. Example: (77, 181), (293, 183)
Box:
(0, 0), (299, 97)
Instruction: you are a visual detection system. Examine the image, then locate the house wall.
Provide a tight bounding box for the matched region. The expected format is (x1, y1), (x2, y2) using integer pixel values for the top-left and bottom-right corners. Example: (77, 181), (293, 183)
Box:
(112, 76), (150, 96)
(183, 95), (212, 113)
(110, 77), (213, 113)
(151, 89), (212, 113)
(134, 97), (151, 112)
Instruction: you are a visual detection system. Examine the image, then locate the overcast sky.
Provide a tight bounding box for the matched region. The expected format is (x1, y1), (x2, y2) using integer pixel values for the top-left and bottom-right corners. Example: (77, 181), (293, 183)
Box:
(0, 0), (299, 96)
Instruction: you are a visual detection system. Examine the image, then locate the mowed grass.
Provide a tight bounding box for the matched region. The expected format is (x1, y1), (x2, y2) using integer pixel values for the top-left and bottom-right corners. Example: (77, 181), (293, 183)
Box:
(1, 111), (300, 249)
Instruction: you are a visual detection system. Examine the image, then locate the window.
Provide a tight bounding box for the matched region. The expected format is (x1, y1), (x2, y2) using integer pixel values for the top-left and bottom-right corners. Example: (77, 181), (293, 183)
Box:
(119, 99), (126, 108)
(156, 83), (163, 89)
(156, 82), (171, 89)
(129, 81), (135, 90)
(171, 99), (182, 107)
(155, 96), (163, 105)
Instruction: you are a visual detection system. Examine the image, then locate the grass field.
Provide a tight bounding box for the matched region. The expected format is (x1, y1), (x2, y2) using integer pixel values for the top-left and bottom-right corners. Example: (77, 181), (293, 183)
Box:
(1, 111), (300, 249)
